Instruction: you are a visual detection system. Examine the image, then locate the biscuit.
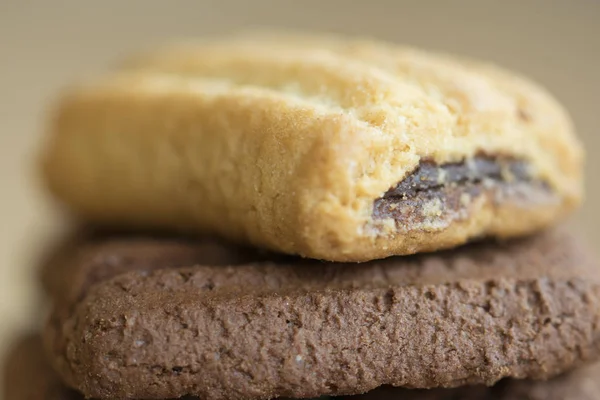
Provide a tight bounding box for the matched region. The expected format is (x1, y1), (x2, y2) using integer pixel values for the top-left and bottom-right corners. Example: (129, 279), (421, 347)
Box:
(8, 335), (600, 400)
(43, 229), (600, 399)
(39, 34), (583, 261)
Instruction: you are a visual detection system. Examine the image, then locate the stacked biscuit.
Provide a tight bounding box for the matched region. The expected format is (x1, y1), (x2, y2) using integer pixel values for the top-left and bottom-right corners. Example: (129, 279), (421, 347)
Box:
(4, 33), (599, 400)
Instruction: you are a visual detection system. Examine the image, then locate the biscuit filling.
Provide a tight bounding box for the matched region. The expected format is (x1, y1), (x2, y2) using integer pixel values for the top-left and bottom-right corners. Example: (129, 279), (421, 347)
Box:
(373, 156), (554, 229)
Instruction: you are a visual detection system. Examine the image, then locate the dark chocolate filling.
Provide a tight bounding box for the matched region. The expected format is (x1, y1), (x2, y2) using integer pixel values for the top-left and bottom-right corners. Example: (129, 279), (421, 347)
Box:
(372, 156), (554, 228)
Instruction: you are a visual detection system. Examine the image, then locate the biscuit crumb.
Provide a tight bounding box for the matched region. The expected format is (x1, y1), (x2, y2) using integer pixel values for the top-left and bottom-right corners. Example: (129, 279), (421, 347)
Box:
(364, 218), (396, 236)
(437, 169), (447, 184)
(466, 158), (477, 174)
(500, 165), (515, 183)
(460, 193), (471, 207)
(482, 178), (495, 189)
(422, 198), (443, 218)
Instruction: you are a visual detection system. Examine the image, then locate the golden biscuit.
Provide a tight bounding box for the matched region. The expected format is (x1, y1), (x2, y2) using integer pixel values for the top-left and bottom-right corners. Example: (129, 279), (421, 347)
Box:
(40, 33), (583, 261)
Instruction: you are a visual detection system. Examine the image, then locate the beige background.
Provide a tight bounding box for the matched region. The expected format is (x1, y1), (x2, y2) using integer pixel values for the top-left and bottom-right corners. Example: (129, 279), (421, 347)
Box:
(0, 0), (598, 389)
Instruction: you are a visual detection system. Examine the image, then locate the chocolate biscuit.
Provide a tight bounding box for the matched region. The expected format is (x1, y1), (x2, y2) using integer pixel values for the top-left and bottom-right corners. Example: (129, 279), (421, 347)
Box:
(40, 33), (583, 262)
(6, 334), (600, 400)
(43, 229), (600, 399)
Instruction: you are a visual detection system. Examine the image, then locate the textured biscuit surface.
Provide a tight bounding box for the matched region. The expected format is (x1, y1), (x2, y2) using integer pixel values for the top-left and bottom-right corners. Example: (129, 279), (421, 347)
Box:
(43, 229), (600, 399)
(8, 335), (600, 400)
(2, 334), (200, 400)
(40, 33), (583, 261)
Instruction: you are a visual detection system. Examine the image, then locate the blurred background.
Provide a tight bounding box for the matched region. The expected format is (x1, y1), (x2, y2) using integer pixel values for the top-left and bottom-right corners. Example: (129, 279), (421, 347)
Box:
(0, 0), (598, 388)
